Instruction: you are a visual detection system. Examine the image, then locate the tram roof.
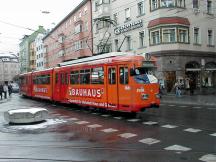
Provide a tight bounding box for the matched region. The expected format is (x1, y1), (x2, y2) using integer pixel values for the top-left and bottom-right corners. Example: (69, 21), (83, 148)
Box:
(58, 52), (136, 67)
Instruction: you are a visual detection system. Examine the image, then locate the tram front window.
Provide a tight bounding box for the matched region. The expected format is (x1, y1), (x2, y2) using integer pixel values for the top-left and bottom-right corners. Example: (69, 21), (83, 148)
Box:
(131, 67), (158, 84)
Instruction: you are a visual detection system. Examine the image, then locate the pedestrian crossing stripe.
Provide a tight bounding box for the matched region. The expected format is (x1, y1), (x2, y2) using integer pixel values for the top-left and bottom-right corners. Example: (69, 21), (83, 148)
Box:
(164, 145), (191, 151)
(199, 154), (216, 162)
(161, 124), (178, 129)
(184, 128), (202, 133)
(87, 124), (102, 128)
(101, 128), (118, 133)
(143, 121), (158, 125)
(75, 121), (89, 124)
(118, 133), (137, 139)
(139, 138), (160, 145)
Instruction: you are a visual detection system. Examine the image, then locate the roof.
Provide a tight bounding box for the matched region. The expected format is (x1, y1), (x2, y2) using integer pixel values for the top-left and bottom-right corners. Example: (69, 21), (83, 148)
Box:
(43, 0), (89, 40)
(0, 53), (18, 58)
(148, 17), (190, 28)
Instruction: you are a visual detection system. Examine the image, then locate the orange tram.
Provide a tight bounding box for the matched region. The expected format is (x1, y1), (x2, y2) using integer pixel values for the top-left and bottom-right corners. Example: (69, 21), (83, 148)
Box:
(19, 52), (160, 113)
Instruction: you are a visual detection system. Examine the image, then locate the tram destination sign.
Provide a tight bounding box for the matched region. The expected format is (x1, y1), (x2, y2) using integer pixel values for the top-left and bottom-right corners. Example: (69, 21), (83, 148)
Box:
(114, 20), (143, 35)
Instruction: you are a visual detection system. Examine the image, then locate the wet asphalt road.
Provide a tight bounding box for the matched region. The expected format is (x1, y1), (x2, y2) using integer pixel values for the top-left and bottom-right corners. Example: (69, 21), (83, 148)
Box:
(0, 94), (215, 162)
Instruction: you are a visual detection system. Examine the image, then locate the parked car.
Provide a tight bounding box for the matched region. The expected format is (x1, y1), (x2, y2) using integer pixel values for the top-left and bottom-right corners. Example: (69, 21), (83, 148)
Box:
(11, 83), (19, 93)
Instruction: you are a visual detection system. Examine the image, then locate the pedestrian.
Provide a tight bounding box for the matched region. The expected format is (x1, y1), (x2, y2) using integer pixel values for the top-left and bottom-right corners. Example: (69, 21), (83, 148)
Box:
(3, 83), (8, 99)
(8, 83), (12, 97)
(0, 84), (3, 100)
(174, 82), (181, 97)
(189, 79), (195, 95)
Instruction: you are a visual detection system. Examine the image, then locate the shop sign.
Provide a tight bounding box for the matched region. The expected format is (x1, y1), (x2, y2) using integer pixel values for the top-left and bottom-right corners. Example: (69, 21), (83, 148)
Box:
(114, 20), (143, 35)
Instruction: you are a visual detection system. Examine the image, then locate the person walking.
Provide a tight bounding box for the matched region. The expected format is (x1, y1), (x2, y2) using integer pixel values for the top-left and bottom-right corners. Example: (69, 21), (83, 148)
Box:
(174, 82), (181, 97)
(3, 83), (8, 99)
(0, 84), (3, 100)
(8, 83), (12, 97)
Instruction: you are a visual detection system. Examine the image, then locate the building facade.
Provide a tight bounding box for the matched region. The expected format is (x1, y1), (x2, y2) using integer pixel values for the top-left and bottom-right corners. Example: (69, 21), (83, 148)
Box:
(0, 54), (20, 83)
(43, 0), (93, 68)
(35, 33), (45, 71)
(92, 0), (216, 94)
(19, 26), (46, 73)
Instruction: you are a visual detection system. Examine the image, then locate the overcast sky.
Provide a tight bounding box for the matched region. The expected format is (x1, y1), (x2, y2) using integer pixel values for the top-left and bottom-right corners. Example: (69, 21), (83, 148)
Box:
(0, 0), (82, 55)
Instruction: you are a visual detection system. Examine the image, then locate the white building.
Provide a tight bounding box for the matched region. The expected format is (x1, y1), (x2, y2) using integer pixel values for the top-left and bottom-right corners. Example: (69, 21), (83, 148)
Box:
(35, 33), (45, 71)
(0, 54), (20, 83)
(92, 0), (216, 94)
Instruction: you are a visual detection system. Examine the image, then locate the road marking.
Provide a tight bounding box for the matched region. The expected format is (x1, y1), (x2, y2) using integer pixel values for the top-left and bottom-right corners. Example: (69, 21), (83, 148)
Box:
(161, 124), (178, 129)
(210, 133), (216, 137)
(114, 117), (123, 120)
(139, 138), (160, 145)
(184, 128), (202, 133)
(168, 105), (176, 107)
(192, 106), (202, 109)
(179, 106), (188, 108)
(101, 114), (110, 117)
(208, 108), (216, 110)
(164, 145), (191, 151)
(91, 113), (100, 115)
(127, 119), (140, 122)
(87, 124), (102, 128)
(199, 154), (216, 162)
(101, 128), (118, 133)
(75, 121), (89, 125)
(118, 133), (137, 139)
(143, 121), (158, 125)
(69, 118), (79, 121)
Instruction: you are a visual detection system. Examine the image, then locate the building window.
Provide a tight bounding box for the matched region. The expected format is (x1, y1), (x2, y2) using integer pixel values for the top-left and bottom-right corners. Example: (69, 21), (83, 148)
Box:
(193, 0), (199, 8)
(160, 0), (175, 8)
(125, 8), (131, 21)
(178, 28), (189, 43)
(75, 24), (82, 34)
(138, 1), (145, 16)
(162, 28), (176, 43)
(114, 39), (119, 51)
(113, 13), (118, 24)
(176, 0), (185, 8)
(151, 0), (158, 10)
(208, 30), (213, 46)
(97, 44), (112, 53)
(139, 31), (145, 48)
(151, 30), (160, 45)
(194, 27), (200, 44)
(207, 0), (213, 14)
(126, 36), (132, 50)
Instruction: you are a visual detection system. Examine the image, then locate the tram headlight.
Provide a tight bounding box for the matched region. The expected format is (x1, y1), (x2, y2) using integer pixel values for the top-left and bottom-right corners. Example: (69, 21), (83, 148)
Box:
(141, 94), (149, 100)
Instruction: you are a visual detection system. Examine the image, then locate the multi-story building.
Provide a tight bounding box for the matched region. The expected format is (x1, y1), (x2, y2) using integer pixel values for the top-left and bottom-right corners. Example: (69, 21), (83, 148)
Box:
(0, 54), (20, 83)
(43, 0), (93, 68)
(19, 26), (46, 73)
(92, 0), (216, 94)
(35, 33), (45, 71)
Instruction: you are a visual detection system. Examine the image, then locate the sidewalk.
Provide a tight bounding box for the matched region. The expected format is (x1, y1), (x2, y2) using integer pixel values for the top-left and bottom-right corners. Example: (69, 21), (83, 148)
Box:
(161, 94), (216, 106)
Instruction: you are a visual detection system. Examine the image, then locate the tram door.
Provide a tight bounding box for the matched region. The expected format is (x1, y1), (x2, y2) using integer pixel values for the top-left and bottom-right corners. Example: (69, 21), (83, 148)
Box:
(107, 66), (118, 110)
(53, 72), (61, 101)
(60, 72), (69, 102)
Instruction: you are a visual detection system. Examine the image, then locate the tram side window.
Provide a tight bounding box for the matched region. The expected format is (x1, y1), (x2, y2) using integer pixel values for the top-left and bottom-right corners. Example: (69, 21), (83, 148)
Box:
(80, 69), (90, 84)
(108, 68), (116, 84)
(55, 73), (58, 84)
(70, 71), (79, 85)
(61, 73), (65, 84)
(33, 75), (50, 85)
(120, 67), (129, 84)
(91, 67), (104, 84)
